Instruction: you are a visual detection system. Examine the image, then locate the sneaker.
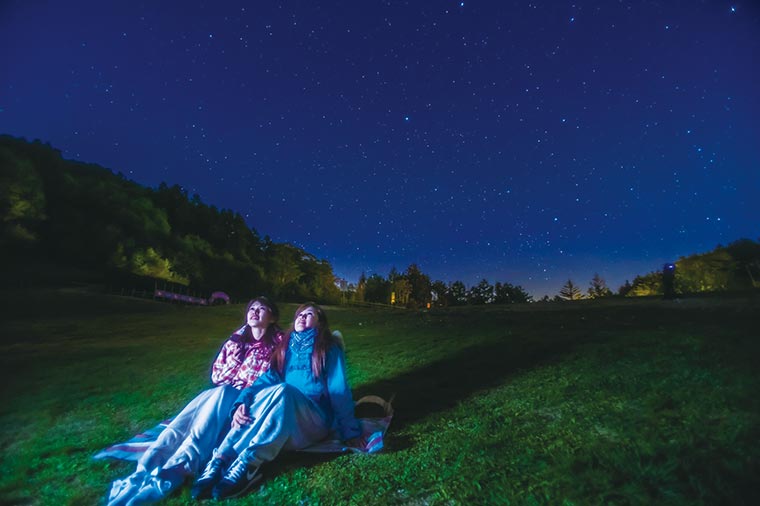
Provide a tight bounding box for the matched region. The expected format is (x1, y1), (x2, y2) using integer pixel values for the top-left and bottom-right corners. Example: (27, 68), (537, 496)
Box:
(190, 456), (226, 500)
(107, 471), (146, 506)
(211, 455), (262, 500)
(126, 467), (184, 506)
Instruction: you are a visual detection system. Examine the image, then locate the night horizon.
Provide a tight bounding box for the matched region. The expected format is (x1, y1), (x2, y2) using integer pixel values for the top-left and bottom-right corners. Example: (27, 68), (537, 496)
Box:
(2, 0), (758, 298)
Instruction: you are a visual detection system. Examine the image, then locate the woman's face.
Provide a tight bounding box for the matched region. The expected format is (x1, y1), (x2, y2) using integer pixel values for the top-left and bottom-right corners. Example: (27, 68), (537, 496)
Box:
(247, 302), (274, 329)
(294, 306), (318, 332)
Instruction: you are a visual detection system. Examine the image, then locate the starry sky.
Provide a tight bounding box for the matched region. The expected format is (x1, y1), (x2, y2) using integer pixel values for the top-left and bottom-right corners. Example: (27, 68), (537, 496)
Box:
(1, 1), (758, 298)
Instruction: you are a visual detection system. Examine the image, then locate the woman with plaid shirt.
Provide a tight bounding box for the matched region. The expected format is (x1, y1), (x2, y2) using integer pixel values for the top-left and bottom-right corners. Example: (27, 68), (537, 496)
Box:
(107, 296), (282, 506)
(191, 302), (366, 500)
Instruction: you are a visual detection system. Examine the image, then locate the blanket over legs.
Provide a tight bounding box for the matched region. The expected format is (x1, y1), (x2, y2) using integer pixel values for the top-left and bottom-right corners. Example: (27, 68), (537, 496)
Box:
(94, 395), (393, 460)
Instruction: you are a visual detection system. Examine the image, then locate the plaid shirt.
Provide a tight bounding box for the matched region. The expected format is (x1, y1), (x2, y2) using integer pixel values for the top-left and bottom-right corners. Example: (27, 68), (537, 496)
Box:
(211, 325), (280, 389)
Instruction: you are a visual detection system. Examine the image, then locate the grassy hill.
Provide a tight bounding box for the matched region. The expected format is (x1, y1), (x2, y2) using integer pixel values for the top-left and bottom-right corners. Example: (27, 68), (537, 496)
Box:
(0, 288), (758, 505)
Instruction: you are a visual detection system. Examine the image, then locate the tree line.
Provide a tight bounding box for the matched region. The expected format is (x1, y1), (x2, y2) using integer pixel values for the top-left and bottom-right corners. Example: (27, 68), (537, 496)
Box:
(345, 236), (760, 307)
(345, 264), (533, 308)
(3, 134), (757, 306)
(0, 135), (341, 303)
(550, 238), (760, 301)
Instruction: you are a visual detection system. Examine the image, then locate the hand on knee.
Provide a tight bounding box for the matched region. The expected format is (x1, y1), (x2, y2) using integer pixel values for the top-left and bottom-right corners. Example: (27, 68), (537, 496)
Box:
(232, 404), (254, 428)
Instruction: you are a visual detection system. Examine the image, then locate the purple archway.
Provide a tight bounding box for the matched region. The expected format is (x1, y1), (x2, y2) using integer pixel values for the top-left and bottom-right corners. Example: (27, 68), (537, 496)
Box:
(209, 291), (231, 305)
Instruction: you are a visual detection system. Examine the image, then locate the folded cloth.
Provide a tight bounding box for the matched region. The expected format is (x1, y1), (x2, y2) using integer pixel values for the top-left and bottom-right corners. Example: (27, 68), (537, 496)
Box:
(94, 395), (393, 460)
(94, 420), (172, 461)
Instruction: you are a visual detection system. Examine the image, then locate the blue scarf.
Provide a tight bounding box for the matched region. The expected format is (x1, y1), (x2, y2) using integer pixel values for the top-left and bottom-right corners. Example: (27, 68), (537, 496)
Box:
(290, 327), (316, 354)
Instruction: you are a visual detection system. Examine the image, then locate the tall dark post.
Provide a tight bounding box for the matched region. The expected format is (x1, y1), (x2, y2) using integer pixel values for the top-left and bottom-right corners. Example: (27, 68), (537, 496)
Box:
(662, 263), (676, 299)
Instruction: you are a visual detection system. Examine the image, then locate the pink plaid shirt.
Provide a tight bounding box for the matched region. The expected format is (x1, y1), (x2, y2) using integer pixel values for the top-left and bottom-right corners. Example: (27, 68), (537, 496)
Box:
(211, 325), (280, 389)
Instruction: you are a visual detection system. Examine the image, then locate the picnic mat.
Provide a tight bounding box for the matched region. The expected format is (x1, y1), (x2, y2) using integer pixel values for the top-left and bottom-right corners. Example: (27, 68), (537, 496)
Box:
(94, 395), (393, 460)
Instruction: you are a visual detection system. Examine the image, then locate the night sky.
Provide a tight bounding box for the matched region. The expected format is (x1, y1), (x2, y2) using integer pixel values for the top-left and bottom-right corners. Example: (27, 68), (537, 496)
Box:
(2, 1), (758, 298)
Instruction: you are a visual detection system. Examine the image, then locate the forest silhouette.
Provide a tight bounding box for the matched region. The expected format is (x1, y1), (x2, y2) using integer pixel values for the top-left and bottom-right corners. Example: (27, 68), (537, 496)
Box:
(2, 134), (758, 304)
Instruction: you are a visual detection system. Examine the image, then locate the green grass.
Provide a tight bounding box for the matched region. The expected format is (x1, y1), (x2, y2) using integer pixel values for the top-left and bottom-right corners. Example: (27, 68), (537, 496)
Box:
(1, 289), (758, 505)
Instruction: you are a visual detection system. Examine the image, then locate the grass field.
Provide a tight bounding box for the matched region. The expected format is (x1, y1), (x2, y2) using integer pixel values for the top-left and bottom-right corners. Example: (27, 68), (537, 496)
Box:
(1, 288), (758, 505)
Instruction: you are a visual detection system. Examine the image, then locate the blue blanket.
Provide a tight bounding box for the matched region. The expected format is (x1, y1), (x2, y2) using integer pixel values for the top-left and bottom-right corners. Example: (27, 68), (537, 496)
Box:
(94, 395), (392, 460)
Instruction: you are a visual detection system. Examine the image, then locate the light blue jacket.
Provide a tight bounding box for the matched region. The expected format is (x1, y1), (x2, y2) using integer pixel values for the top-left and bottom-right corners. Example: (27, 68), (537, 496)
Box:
(234, 332), (361, 440)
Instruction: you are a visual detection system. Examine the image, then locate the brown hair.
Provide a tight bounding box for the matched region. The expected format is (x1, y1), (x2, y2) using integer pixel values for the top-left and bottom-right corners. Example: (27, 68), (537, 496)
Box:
(272, 302), (342, 378)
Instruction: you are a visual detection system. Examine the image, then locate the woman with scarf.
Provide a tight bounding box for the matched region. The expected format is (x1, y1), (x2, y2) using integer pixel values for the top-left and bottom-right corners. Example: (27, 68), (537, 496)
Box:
(191, 302), (365, 500)
(107, 296), (282, 506)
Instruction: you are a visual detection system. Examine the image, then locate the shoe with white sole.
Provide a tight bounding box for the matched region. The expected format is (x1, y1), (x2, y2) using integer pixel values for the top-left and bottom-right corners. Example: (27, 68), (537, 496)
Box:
(190, 454), (227, 500)
(211, 453), (262, 500)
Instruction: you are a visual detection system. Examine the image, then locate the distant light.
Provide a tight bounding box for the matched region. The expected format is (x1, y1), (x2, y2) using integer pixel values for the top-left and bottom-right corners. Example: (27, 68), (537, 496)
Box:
(731, 6), (736, 13)
(570, 17), (575, 22)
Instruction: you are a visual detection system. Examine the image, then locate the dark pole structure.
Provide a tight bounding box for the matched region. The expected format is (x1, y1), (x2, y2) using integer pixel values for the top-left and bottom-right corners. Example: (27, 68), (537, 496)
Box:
(662, 263), (676, 300)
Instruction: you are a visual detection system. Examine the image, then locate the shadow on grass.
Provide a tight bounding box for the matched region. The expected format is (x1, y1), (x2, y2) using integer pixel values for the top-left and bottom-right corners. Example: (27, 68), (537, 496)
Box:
(259, 315), (590, 483)
(353, 334), (578, 441)
(256, 301), (760, 485)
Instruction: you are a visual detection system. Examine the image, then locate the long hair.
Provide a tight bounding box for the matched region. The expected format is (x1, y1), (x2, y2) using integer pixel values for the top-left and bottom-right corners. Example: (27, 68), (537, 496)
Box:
(242, 296), (281, 349)
(272, 302), (342, 378)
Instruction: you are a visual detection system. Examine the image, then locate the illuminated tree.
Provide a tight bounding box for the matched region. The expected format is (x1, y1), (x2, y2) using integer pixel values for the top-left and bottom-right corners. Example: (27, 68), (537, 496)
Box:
(265, 242), (304, 288)
(468, 279), (494, 304)
(300, 256), (342, 304)
(676, 249), (735, 293)
(558, 279), (583, 300)
(628, 272), (661, 296)
(449, 281), (468, 305)
(353, 272), (367, 302)
(0, 148), (46, 246)
(392, 278), (412, 306)
(127, 247), (189, 284)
